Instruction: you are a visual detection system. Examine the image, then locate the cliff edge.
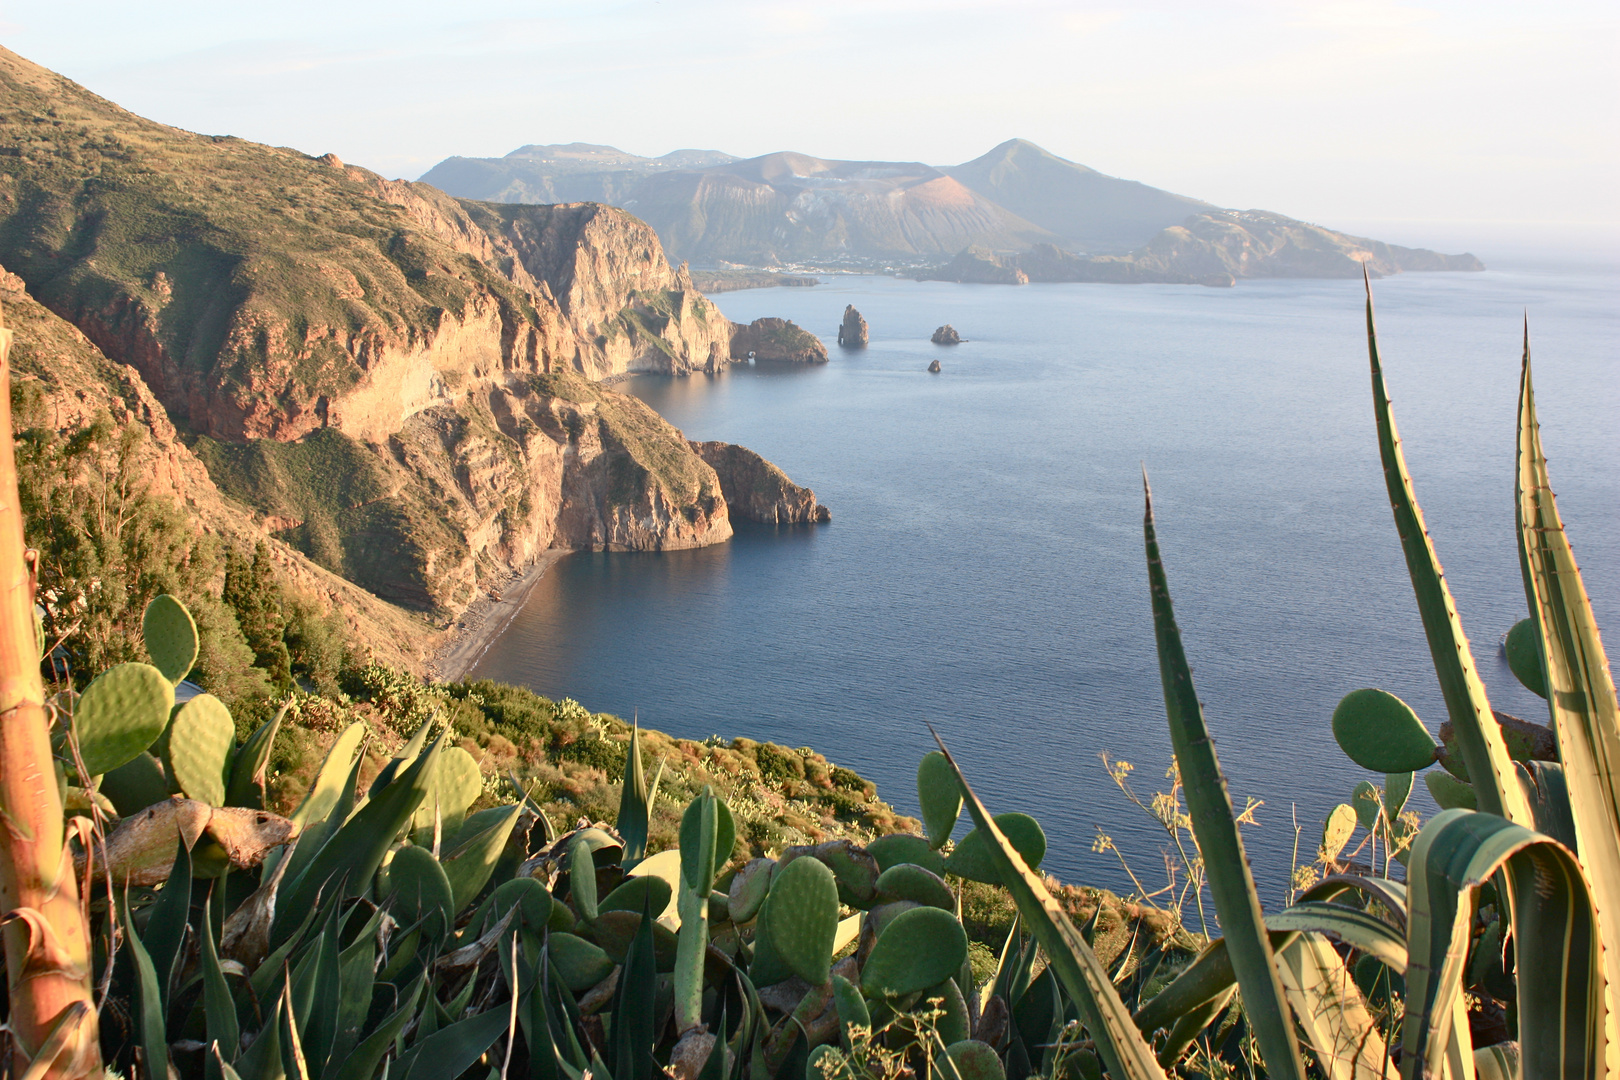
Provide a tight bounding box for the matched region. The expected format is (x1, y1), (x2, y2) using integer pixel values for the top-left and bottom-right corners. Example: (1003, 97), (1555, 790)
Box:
(691, 442), (830, 525)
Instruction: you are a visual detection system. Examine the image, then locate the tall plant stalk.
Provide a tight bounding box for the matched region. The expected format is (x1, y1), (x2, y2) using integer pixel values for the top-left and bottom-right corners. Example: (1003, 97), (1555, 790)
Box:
(0, 306), (101, 1078)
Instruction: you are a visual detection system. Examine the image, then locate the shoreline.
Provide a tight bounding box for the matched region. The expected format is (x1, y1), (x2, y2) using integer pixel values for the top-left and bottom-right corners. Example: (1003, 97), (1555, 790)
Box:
(429, 550), (570, 682)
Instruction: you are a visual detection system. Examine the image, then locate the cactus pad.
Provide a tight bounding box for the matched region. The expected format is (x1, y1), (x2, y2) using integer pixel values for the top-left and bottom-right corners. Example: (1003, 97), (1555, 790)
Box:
(860, 905), (968, 998)
(384, 845), (455, 939)
(98, 752), (171, 815)
(866, 834), (944, 875)
(142, 594), (199, 685)
(831, 974), (868, 1049)
(75, 662), (175, 776)
(164, 694), (235, 805)
(1504, 618), (1547, 698)
(1331, 688), (1436, 773)
(1320, 804), (1356, 863)
(765, 855), (840, 986)
(489, 877), (552, 933)
(917, 751), (963, 849)
(943, 813), (1046, 884)
(1425, 770), (1477, 811)
(601, 874), (673, 918)
(548, 932), (616, 992)
(874, 863), (953, 911)
(928, 979), (970, 1045)
(1385, 771), (1414, 820)
(1350, 781), (1381, 832)
(728, 857), (776, 923)
(945, 1041), (1005, 1080)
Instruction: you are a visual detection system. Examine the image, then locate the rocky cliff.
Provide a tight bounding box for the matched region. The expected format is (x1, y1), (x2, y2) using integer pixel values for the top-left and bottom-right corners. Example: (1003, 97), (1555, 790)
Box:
(730, 318), (828, 364)
(690, 442), (830, 525)
(0, 47), (772, 625)
(0, 266), (434, 668)
(837, 305), (869, 347)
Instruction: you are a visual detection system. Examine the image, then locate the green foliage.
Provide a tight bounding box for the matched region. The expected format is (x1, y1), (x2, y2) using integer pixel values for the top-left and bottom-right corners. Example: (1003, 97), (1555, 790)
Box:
(72, 661), (174, 776)
(1330, 687), (1437, 773)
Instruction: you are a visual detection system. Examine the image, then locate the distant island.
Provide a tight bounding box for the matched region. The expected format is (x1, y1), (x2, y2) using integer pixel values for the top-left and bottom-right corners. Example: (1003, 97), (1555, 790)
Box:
(420, 138), (1483, 283)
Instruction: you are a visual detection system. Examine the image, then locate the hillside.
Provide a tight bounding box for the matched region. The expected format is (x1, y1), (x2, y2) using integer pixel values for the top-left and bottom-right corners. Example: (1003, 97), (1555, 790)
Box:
(925, 208), (1485, 285)
(420, 141), (737, 204)
(944, 138), (1212, 253)
(0, 47), (823, 627)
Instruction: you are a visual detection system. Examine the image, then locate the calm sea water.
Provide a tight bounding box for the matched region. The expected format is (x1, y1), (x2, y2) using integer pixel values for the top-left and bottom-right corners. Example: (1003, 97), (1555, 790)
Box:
(472, 267), (1620, 902)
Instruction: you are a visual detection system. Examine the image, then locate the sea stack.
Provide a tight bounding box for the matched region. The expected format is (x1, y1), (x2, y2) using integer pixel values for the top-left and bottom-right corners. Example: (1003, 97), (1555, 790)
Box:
(931, 325), (962, 345)
(837, 305), (869, 347)
(928, 359), (942, 373)
(729, 317), (829, 363)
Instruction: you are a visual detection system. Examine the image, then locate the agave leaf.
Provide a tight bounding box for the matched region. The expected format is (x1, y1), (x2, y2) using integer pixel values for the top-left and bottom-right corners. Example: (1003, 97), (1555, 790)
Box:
(118, 890), (171, 1080)
(1156, 986), (1235, 1070)
(289, 722), (368, 830)
(1266, 902), (1406, 975)
(1142, 475), (1306, 1080)
(1275, 933), (1393, 1080)
(273, 735), (443, 945)
(1515, 335), (1620, 1062)
(228, 705), (287, 809)
(143, 835), (194, 1011)
(1361, 274), (1530, 825)
(201, 895), (242, 1064)
(396, 1004), (514, 1080)
(618, 722), (653, 867)
(1403, 808), (1603, 1078)
(929, 732), (1166, 1080)
(612, 899), (659, 1080)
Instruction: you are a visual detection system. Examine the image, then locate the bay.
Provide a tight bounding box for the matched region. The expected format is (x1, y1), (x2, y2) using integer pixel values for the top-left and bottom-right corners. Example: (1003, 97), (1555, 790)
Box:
(470, 266), (1620, 902)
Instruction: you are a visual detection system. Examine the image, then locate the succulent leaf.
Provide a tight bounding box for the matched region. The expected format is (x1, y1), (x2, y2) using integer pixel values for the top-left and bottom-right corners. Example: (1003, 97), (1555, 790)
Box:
(866, 834), (945, 875)
(944, 813), (1046, 884)
(74, 661), (174, 776)
(918, 751), (963, 849)
(1504, 618), (1548, 699)
(164, 693), (235, 805)
(860, 905), (968, 999)
(765, 855), (839, 986)
(1331, 688), (1436, 774)
(142, 593), (199, 686)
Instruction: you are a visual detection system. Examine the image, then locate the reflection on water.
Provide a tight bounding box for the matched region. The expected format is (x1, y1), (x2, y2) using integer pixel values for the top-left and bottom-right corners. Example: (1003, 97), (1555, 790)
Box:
(472, 271), (1620, 898)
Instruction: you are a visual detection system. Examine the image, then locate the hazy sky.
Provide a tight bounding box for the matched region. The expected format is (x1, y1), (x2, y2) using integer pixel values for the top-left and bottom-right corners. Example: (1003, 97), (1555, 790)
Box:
(5, 1), (1616, 238)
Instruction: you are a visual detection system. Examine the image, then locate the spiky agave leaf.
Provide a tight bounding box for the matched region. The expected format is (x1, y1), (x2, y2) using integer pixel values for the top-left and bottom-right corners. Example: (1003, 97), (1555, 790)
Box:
(1515, 327), (1620, 1066)
(1141, 474), (1307, 1080)
(1361, 271), (1531, 825)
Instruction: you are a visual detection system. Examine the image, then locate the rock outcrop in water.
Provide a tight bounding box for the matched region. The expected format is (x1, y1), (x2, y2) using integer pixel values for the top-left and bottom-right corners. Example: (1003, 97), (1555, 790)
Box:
(690, 442), (831, 524)
(931, 325), (963, 345)
(837, 305), (869, 347)
(730, 318), (828, 363)
(928, 359), (941, 373)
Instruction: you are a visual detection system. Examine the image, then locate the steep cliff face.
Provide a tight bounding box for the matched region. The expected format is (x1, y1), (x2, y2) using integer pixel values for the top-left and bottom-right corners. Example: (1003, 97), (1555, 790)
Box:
(837, 305), (869, 347)
(0, 47), (747, 622)
(691, 441), (829, 525)
(0, 267), (435, 667)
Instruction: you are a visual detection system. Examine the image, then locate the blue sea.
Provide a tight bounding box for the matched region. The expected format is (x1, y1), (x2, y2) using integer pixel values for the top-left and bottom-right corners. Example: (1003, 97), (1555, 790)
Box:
(470, 265), (1620, 903)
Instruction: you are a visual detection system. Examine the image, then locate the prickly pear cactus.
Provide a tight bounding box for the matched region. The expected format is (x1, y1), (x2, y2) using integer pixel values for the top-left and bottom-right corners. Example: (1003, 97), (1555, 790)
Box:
(142, 594), (199, 686)
(1504, 617), (1547, 698)
(164, 694), (235, 805)
(943, 813), (1045, 884)
(383, 844), (455, 939)
(74, 662), (175, 776)
(1425, 769), (1477, 810)
(1321, 803), (1357, 862)
(765, 854), (839, 985)
(1331, 688), (1436, 773)
(917, 750), (962, 849)
(860, 905), (968, 998)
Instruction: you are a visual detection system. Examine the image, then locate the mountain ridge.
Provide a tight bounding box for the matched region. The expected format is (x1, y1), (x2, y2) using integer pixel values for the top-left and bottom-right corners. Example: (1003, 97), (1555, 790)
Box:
(420, 138), (1482, 278)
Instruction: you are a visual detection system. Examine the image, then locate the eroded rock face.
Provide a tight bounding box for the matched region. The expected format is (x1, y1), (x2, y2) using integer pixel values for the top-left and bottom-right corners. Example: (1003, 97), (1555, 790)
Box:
(690, 441), (830, 525)
(729, 318), (828, 364)
(931, 325), (962, 345)
(837, 305), (869, 347)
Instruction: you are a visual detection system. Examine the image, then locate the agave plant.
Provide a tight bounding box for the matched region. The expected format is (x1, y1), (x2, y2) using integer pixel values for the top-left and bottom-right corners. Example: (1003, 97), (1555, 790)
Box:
(926, 278), (1613, 1079)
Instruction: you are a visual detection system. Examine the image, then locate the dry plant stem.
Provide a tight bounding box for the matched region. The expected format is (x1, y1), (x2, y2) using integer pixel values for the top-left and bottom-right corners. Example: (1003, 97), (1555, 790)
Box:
(0, 308), (101, 1079)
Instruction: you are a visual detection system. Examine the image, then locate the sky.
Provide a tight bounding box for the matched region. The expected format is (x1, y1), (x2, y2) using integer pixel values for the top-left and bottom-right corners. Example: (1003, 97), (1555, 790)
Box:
(4, 1), (1617, 246)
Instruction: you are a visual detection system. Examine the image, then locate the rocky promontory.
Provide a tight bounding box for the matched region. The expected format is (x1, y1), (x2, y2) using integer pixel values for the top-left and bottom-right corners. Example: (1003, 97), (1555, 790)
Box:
(690, 442), (831, 524)
(931, 325), (963, 345)
(837, 305), (869, 347)
(729, 318), (828, 363)
(922, 210), (1483, 286)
